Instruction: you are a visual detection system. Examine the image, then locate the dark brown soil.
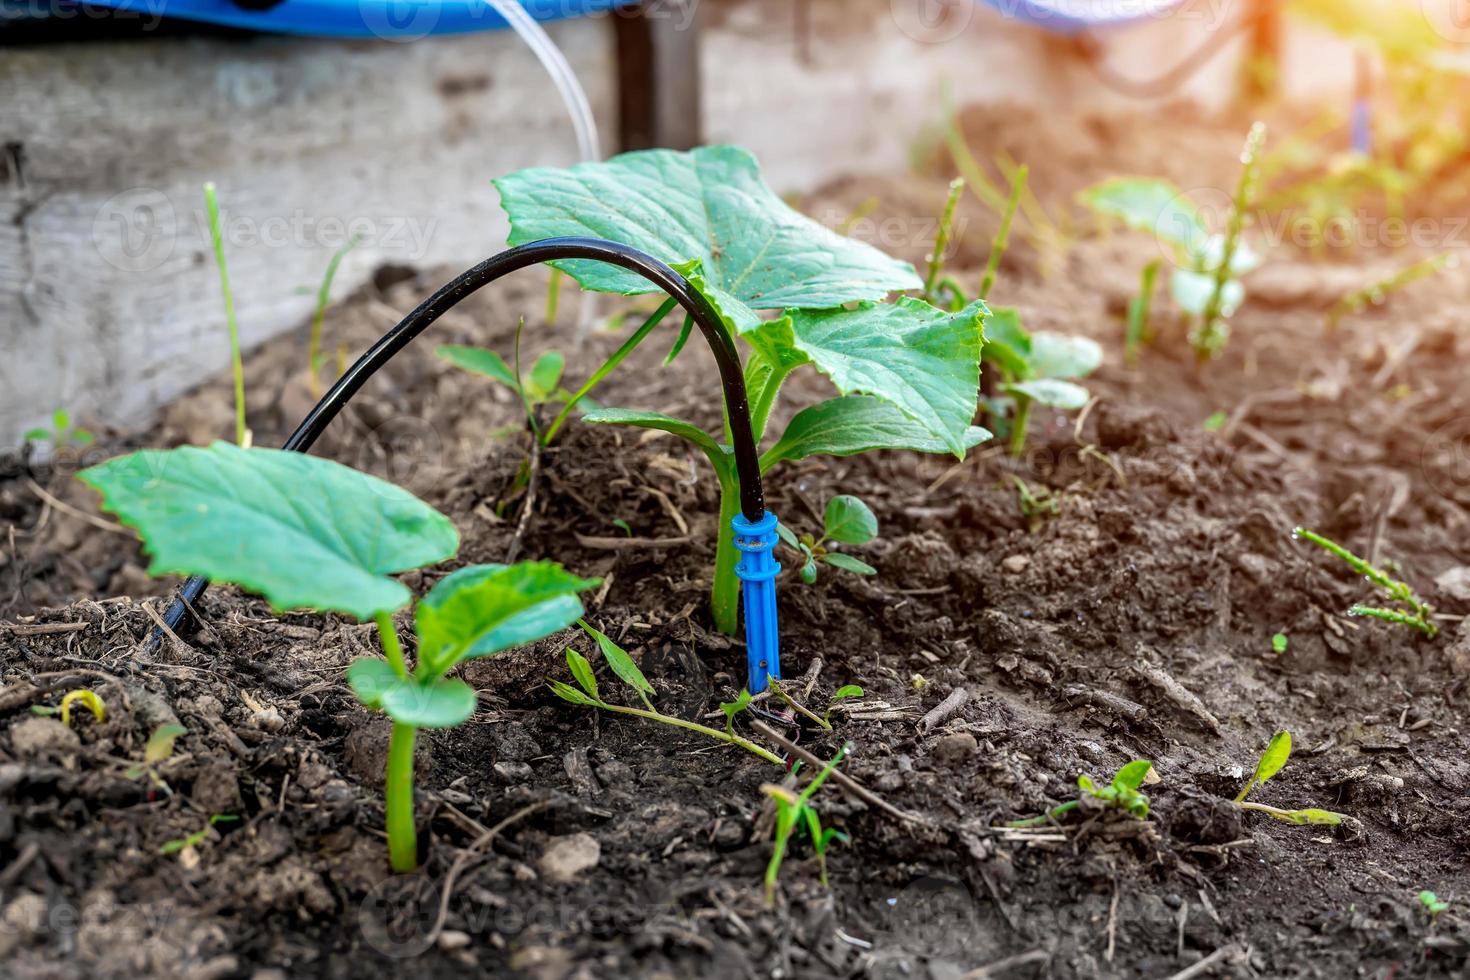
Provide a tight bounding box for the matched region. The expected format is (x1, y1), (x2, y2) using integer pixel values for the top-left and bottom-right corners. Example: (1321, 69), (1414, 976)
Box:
(3, 105), (1470, 979)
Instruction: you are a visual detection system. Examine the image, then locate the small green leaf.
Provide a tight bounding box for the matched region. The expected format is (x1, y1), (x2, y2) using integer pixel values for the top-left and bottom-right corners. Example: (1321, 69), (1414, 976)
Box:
(23, 428), (49, 442)
(721, 688), (753, 735)
(53, 409), (71, 431)
(1275, 808), (1343, 826)
(549, 680), (598, 706)
(831, 684), (864, 701)
(1255, 731), (1291, 787)
(664, 315), (694, 366)
(821, 553), (877, 575)
(73, 429), (95, 445)
(824, 495), (878, 545)
(346, 657), (399, 709)
(776, 522), (801, 550)
(348, 658), (477, 728)
(800, 560), (818, 584)
(144, 724), (187, 764)
(566, 647), (599, 700)
(1004, 379), (1090, 411)
(1112, 760), (1153, 791)
(762, 396), (992, 471)
(1028, 332), (1102, 381)
(583, 407), (729, 473)
(1271, 632), (1289, 654)
(526, 351), (566, 401)
(78, 443), (458, 621)
(1204, 411), (1228, 432)
(580, 620), (657, 698)
(1418, 891), (1449, 916)
(415, 562), (599, 674)
(437, 345), (519, 389)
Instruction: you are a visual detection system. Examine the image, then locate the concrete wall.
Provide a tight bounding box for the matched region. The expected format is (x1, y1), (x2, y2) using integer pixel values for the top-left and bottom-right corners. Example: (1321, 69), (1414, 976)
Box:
(0, 1), (1361, 445)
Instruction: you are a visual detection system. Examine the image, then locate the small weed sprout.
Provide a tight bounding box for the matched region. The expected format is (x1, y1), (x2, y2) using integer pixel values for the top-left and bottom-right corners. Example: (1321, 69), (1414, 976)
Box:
(762, 742), (851, 904)
(1323, 252), (1458, 332)
(1008, 760), (1153, 827)
(305, 236), (360, 396)
(777, 495), (879, 584)
(438, 340), (580, 448)
(550, 625), (783, 766)
(24, 409), (94, 449)
(1203, 410), (1228, 432)
(824, 685), (864, 725)
(1271, 633), (1289, 655)
(1011, 475), (1061, 531)
(1234, 731), (1347, 825)
(126, 723), (187, 795)
(202, 183), (248, 448)
(1293, 527), (1437, 638)
(160, 814), (239, 857)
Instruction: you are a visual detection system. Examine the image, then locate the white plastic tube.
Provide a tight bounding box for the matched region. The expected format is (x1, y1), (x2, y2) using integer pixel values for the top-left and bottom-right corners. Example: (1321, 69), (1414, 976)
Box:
(484, 0), (602, 162)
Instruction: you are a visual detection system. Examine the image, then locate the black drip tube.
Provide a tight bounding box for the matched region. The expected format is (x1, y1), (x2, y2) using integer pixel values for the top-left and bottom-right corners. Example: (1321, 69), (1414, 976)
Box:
(155, 237), (765, 636)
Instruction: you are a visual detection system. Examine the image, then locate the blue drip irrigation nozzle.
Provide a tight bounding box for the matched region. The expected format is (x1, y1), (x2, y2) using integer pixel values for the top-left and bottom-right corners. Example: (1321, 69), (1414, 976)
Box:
(732, 510), (781, 694)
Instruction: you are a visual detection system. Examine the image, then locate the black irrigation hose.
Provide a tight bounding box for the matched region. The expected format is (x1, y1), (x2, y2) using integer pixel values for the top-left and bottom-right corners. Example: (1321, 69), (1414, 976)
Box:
(154, 236), (765, 639)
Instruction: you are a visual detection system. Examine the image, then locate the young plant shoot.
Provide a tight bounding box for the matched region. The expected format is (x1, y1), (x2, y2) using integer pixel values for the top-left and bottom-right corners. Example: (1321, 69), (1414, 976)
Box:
(762, 743), (851, 904)
(77, 441), (596, 872)
(23, 409), (95, 449)
(1008, 760), (1153, 827)
(1323, 252), (1458, 331)
(203, 183), (249, 448)
(777, 494), (879, 584)
(1078, 122), (1267, 362)
(493, 146), (992, 635)
(438, 341), (577, 446)
(983, 308), (1102, 456)
(1233, 731), (1347, 825)
(1293, 527), (1437, 638)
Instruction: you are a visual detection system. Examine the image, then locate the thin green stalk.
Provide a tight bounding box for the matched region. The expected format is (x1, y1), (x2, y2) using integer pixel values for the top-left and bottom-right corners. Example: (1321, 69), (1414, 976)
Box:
(1194, 123), (1265, 362)
(545, 267), (563, 324)
(922, 178), (965, 302)
(385, 722), (419, 872)
(747, 358), (795, 444)
(1126, 260), (1160, 364)
(979, 165), (1027, 301)
(772, 683), (832, 731)
(1006, 799), (1079, 828)
(375, 611), (408, 679)
(1009, 395), (1033, 457)
(306, 236), (358, 397)
(597, 701), (783, 765)
(541, 297), (678, 444)
(711, 471), (742, 636)
(203, 183), (247, 447)
(1349, 605), (1436, 637)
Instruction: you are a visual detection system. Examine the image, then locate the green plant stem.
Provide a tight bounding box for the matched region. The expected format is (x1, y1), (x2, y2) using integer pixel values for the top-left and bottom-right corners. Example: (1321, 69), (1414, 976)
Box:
(1006, 799), (1079, 828)
(597, 701), (783, 765)
(385, 722), (419, 872)
(979, 165), (1027, 301)
(747, 360), (795, 443)
(1350, 605), (1436, 637)
(711, 472), (742, 636)
(1009, 395), (1032, 457)
(1194, 122), (1265, 362)
(542, 297), (678, 444)
(1126, 260), (1160, 364)
(922, 178), (965, 302)
(545, 268), (563, 324)
(203, 183), (247, 447)
(1237, 801), (1342, 825)
(375, 612), (408, 679)
(773, 684), (832, 731)
(307, 237), (357, 396)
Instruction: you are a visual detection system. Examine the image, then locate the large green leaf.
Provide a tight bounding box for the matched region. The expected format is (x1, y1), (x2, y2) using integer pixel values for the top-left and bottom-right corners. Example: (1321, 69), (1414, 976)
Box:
(414, 562), (599, 676)
(77, 442), (458, 620)
(581, 407), (731, 473)
(1078, 177), (1206, 254)
(762, 396), (992, 471)
(1029, 333), (1102, 380)
(494, 146), (921, 329)
(774, 298), (985, 456)
(347, 658), (477, 729)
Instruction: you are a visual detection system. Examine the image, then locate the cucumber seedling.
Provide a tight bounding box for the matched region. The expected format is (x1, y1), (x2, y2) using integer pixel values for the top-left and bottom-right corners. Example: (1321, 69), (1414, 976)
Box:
(1233, 731), (1347, 826)
(777, 494), (879, 583)
(1008, 760), (1153, 827)
(762, 742), (851, 904)
(1293, 527), (1437, 638)
(78, 441), (596, 872)
(982, 308), (1102, 456)
(495, 146), (992, 634)
(1079, 122), (1267, 363)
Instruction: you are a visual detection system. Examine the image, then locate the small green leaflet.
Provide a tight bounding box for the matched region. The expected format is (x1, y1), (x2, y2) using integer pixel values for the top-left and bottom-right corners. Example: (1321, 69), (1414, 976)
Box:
(721, 688), (753, 735)
(77, 442), (459, 620)
(761, 396), (993, 471)
(144, 723), (187, 764)
(1077, 177), (1207, 254)
(526, 351), (565, 401)
(581, 408), (727, 471)
(437, 345), (518, 388)
(549, 680), (599, 707)
(822, 553), (876, 576)
(565, 647), (599, 700)
(1236, 730), (1291, 803)
(1271, 632), (1289, 654)
(1111, 759), (1154, 792)
(982, 308), (1031, 377)
(347, 659), (477, 729)
(824, 495), (877, 545)
(494, 146), (921, 329)
(580, 620), (657, 700)
(414, 562), (599, 676)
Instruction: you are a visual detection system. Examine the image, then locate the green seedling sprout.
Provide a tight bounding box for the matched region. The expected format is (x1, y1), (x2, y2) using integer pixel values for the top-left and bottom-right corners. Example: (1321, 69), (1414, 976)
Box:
(495, 147), (991, 636)
(1125, 260), (1161, 364)
(1272, 632), (1289, 655)
(1323, 252), (1458, 331)
(824, 685), (864, 725)
(31, 688), (107, 728)
(1417, 890), (1449, 918)
(921, 178), (965, 304)
(720, 688), (753, 736)
(979, 165), (1026, 301)
(1203, 410), (1228, 432)
(23, 409), (95, 449)
(776, 495), (879, 584)
(79, 441), (595, 872)
(1008, 760), (1153, 827)
(203, 183), (248, 448)
(1011, 475), (1060, 531)
(1192, 122), (1266, 361)
(762, 742), (850, 904)
(438, 341), (577, 447)
(305, 236), (359, 397)
(160, 814), (239, 856)
(1233, 731), (1348, 825)
(979, 308), (1101, 456)
(126, 723), (188, 795)
(1293, 527), (1437, 638)
(550, 625), (783, 766)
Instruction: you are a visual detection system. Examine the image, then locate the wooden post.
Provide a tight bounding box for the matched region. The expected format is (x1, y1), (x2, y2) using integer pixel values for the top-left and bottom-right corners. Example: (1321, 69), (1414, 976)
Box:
(615, 0), (701, 151)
